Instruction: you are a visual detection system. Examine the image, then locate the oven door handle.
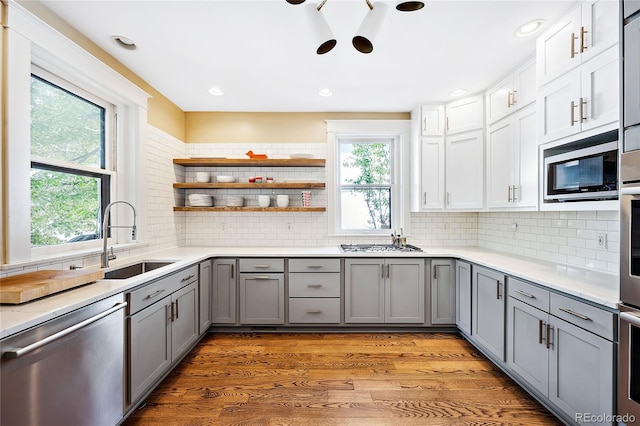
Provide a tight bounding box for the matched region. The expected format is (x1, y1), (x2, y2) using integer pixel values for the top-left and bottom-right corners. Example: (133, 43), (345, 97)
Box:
(621, 312), (640, 328)
(621, 187), (640, 196)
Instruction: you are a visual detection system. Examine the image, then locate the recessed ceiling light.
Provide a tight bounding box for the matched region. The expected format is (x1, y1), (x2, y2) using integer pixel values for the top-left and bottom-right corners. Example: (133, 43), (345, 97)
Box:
(450, 89), (467, 97)
(515, 19), (545, 38)
(319, 88), (333, 97)
(111, 36), (137, 50)
(208, 87), (224, 96)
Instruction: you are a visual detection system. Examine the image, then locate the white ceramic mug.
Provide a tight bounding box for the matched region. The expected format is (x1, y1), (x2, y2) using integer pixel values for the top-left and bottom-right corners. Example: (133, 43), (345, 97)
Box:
(258, 195), (270, 207)
(195, 172), (210, 183)
(276, 195), (289, 207)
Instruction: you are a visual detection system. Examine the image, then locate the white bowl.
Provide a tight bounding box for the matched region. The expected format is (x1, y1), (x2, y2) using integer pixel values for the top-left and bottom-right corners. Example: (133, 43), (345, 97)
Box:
(195, 172), (210, 183)
(216, 175), (236, 183)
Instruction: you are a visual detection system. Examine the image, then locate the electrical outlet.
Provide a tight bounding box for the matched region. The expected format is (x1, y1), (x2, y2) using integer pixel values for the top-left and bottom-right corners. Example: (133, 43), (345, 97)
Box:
(596, 232), (607, 250)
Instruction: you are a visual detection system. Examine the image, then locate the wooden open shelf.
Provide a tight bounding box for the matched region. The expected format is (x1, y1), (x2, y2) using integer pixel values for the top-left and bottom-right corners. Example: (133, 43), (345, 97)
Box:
(173, 206), (326, 212)
(173, 158), (325, 167)
(173, 182), (325, 189)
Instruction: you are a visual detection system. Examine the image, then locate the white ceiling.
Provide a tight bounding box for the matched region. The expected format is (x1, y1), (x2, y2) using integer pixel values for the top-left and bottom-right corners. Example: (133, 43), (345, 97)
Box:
(38, 0), (577, 112)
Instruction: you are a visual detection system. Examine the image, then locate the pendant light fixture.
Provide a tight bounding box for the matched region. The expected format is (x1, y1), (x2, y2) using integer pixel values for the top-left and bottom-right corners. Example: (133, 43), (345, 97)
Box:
(395, 1), (425, 12)
(287, 0), (424, 54)
(352, 1), (388, 54)
(306, 1), (337, 54)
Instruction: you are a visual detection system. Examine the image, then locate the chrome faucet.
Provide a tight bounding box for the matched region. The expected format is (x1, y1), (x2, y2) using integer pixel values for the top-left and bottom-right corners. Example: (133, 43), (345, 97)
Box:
(101, 200), (137, 268)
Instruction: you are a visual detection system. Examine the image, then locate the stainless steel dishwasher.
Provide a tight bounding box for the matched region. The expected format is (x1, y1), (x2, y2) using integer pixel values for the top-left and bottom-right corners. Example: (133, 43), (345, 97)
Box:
(0, 293), (127, 426)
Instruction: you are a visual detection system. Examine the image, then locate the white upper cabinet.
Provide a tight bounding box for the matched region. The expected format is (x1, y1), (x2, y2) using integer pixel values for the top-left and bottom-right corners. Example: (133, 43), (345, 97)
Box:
(419, 104), (446, 136)
(486, 104), (538, 210)
(536, 0), (619, 87)
(419, 136), (446, 210)
(445, 129), (484, 209)
(538, 44), (619, 143)
(486, 57), (536, 124)
(445, 95), (484, 135)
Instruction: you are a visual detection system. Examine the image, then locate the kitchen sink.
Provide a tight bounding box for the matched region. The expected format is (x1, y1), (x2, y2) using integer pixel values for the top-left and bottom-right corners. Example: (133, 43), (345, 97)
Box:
(104, 261), (175, 279)
(339, 244), (423, 253)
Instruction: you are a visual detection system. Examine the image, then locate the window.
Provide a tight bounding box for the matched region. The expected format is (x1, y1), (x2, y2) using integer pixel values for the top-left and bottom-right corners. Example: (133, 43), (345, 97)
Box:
(30, 70), (114, 247)
(327, 120), (411, 237)
(338, 139), (393, 231)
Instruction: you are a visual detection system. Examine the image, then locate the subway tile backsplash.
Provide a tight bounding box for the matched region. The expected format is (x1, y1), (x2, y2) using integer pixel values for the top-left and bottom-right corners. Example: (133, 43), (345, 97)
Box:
(5, 127), (618, 276)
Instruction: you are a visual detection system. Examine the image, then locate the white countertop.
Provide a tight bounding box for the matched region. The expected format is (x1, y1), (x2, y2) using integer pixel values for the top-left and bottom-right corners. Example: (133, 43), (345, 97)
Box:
(0, 245), (619, 339)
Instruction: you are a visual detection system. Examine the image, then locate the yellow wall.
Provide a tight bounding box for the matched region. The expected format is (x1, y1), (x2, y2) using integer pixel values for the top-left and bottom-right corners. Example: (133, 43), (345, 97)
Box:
(16, 0), (185, 141)
(185, 112), (410, 144)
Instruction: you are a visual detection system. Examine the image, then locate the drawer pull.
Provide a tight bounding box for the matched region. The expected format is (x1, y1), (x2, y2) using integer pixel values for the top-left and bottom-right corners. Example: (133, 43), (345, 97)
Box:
(514, 289), (535, 299)
(307, 265), (323, 269)
(307, 284), (323, 288)
(558, 307), (591, 321)
(144, 289), (166, 300)
(306, 310), (323, 314)
(254, 264), (271, 269)
(254, 276), (271, 280)
(181, 274), (195, 282)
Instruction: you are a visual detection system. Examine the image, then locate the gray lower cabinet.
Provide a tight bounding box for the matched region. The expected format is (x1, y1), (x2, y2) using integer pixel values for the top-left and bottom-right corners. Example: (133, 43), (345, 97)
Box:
(430, 259), (456, 325)
(128, 268), (199, 405)
(472, 265), (506, 361)
(506, 277), (615, 425)
(239, 258), (285, 325)
(198, 259), (212, 334)
(345, 258), (425, 324)
(288, 258), (341, 324)
(212, 259), (237, 324)
(455, 260), (472, 334)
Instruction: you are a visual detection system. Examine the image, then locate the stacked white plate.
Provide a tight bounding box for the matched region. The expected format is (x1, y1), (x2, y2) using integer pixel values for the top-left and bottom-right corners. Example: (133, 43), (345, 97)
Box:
(226, 196), (244, 207)
(188, 194), (213, 207)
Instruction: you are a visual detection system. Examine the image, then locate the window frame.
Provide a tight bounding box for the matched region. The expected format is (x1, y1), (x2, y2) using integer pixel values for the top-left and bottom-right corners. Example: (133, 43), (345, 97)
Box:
(29, 68), (116, 253)
(4, 2), (149, 264)
(326, 120), (411, 238)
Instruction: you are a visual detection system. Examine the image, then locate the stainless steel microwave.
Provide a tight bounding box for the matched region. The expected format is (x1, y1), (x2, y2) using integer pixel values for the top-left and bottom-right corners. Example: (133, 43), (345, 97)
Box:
(543, 141), (618, 202)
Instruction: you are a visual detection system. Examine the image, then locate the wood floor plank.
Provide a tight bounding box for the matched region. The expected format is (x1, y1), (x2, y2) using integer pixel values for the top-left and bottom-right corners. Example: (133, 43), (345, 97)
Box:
(123, 333), (562, 426)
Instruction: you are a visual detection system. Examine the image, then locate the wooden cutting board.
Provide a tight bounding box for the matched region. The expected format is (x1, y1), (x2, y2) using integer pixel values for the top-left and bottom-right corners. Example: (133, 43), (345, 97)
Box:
(0, 269), (105, 304)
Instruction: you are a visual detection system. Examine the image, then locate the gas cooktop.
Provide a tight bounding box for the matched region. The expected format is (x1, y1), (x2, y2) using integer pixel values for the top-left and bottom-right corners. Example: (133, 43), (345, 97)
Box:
(339, 244), (423, 253)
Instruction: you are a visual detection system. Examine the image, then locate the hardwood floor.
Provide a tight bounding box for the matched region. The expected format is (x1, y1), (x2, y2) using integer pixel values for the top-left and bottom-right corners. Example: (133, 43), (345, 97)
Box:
(123, 332), (562, 426)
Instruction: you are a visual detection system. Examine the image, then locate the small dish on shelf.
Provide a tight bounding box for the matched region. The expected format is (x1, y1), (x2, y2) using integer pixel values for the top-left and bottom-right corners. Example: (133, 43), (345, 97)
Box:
(216, 175), (236, 183)
(289, 153), (314, 159)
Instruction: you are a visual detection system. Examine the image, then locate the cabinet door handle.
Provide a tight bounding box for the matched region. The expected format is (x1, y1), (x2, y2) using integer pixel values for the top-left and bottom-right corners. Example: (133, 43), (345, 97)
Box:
(446, 192), (451, 205)
(514, 288), (535, 299)
(546, 324), (553, 349)
(422, 117), (427, 132)
(513, 185), (519, 202)
(507, 91), (512, 107)
(580, 26), (588, 53)
(538, 320), (544, 345)
(433, 266), (437, 280)
(175, 299), (179, 319)
(254, 275), (271, 280)
(170, 301), (175, 322)
(508, 185), (513, 203)
(144, 288), (165, 300)
(512, 90), (517, 106)
(231, 264), (234, 279)
(570, 100), (579, 126)
(496, 280), (502, 299)
(570, 32), (579, 58)
(558, 307), (591, 321)
(181, 274), (195, 283)
(307, 284), (323, 288)
(423, 192), (427, 205)
(446, 117), (450, 131)
(307, 310), (323, 314)
(579, 97), (587, 122)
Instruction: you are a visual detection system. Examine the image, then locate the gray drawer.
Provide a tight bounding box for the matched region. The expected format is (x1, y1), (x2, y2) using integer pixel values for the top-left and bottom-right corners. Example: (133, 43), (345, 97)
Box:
(550, 293), (616, 341)
(289, 258), (341, 273)
(289, 298), (340, 323)
(289, 273), (340, 298)
(128, 264), (198, 315)
(508, 277), (549, 312)
(239, 258), (284, 273)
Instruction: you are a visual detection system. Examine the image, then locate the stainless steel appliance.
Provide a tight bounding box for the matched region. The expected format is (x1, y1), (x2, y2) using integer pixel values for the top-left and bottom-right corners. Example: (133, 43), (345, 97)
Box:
(543, 139), (618, 202)
(340, 243), (423, 253)
(621, 3), (640, 419)
(0, 294), (127, 426)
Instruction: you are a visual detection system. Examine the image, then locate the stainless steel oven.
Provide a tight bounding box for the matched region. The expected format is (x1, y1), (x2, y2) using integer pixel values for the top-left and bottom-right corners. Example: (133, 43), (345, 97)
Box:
(619, 306), (640, 421)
